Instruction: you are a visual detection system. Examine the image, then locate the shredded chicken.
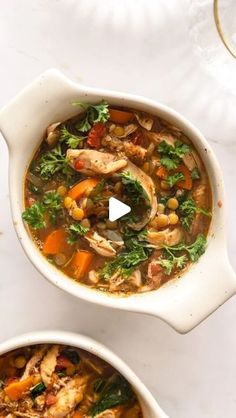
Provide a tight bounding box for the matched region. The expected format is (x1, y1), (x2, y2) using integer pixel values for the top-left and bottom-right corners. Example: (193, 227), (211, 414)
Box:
(46, 376), (88, 418)
(102, 135), (147, 165)
(40, 345), (59, 387)
(135, 112), (153, 131)
(45, 122), (61, 147)
(67, 149), (127, 175)
(85, 231), (117, 258)
(147, 227), (183, 247)
(94, 407), (124, 418)
(145, 130), (175, 146)
(123, 161), (157, 230)
(21, 346), (48, 380)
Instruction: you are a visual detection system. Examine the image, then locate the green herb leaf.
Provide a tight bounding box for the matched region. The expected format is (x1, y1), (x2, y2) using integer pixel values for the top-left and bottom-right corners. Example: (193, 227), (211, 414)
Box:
(166, 172), (184, 188)
(22, 202), (45, 229)
(60, 125), (86, 149)
(38, 145), (70, 180)
(30, 382), (46, 399)
(191, 167), (200, 180)
(67, 222), (90, 244)
(90, 374), (134, 417)
(61, 349), (80, 364)
(179, 198), (211, 230)
(28, 182), (41, 195)
(93, 378), (106, 394)
(101, 239), (150, 280)
(121, 171), (149, 205)
(90, 179), (106, 202)
(158, 234), (207, 275)
(158, 140), (190, 170)
(42, 191), (63, 225)
(73, 101), (109, 133)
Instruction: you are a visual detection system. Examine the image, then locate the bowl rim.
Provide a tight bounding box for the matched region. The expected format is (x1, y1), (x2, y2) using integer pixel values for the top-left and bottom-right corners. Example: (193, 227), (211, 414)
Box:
(0, 330), (168, 418)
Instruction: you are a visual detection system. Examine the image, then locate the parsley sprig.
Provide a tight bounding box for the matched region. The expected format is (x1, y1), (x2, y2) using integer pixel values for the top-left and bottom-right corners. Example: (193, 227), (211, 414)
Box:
(158, 234), (207, 275)
(121, 171), (149, 205)
(73, 100), (109, 132)
(60, 125), (86, 149)
(158, 140), (190, 170)
(166, 172), (184, 187)
(179, 198), (211, 230)
(22, 192), (63, 229)
(38, 145), (73, 180)
(67, 222), (90, 244)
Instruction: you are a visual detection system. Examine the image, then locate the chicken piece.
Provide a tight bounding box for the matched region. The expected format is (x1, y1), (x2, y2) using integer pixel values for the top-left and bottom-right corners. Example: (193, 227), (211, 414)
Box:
(88, 270), (100, 285)
(103, 230), (124, 248)
(85, 232), (116, 258)
(46, 376), (88, 418)
(21, 346), (48, 380)
(145, 130), (176, 146)
(147, 260), (164, 290)
(135, 112), (153, 131)
(67, 149), (127, 175)
(129, 269), (142, 288)
(110, 123), (138, 138)
(123, 142), (147, 164)
(45, 122), (61, 147)
(147, 227), (183, 247)
(189, 180), (208, 236)
(102, 135), (147, 165)
(108, 272), (125, 292)
(123, 161), (157, 230)
(123, 403), (142, 418)
(95, 407), (124, 418)
(40, 345), (59, 387)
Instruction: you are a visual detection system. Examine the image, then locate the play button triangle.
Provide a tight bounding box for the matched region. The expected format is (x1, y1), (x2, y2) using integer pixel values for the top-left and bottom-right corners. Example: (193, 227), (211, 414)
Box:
(109, 197), (131, 222)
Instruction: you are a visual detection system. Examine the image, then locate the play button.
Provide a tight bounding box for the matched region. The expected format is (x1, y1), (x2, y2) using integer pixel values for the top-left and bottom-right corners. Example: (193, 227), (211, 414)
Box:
(109, 197), (131, 222)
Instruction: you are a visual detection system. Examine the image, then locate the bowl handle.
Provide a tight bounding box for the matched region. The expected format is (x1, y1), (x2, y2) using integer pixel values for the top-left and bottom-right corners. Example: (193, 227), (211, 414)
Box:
(0, 69), (87, 152)
(146, 257), (236, 334)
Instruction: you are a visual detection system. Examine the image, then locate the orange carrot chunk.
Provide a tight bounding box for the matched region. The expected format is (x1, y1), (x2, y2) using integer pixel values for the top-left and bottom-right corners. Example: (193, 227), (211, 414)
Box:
(5, 376), (34, 401)
(176, 164), (193, 190)
(73, 412), (84, 418)
(68, 178), (99, 201)
(109, 108), (134, 124)
(43, 228), (69, 255)
(70, 250), (94, 280)
(156, 166), (168, 179)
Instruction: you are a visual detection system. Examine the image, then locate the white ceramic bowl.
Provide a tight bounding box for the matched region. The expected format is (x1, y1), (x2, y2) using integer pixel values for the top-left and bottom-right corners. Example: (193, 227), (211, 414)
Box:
(0, 69), (235, 333)
(0, 330), (168, 418)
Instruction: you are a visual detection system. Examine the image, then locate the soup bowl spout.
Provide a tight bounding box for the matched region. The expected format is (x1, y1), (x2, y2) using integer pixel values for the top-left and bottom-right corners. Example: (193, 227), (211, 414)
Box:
(0, 69), (235, 334)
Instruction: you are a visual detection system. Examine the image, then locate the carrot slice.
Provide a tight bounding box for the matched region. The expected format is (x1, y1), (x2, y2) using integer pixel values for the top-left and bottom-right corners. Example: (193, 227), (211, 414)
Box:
(156, 166), (168, 179)
(70, 250), (94, 281)
(176, 164), (193, 190)
(5, 376), (34, 401)
(73, 412), (83, 418)
(68, 178), (99, 201)
(109, 108), (134, 124)
(43, 228), (69, 255)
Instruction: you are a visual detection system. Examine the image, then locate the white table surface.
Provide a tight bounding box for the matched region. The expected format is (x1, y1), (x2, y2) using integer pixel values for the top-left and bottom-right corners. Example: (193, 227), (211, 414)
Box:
(0, 1), (236, 417)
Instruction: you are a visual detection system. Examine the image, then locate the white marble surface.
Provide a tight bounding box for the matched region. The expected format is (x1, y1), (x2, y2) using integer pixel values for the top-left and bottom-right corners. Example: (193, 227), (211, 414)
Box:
(0, 1), (236, 417)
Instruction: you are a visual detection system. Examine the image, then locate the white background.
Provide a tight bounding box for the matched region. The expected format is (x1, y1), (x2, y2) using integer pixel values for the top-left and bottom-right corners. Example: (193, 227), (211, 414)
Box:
(0, 1), (236, 417)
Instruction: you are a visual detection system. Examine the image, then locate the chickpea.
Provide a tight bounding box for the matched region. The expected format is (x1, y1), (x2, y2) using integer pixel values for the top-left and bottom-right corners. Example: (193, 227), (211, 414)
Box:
(167, 197), (179, 210)
(57, 185), (67, 197)
(113, 126), (125, 136)
(142, 162), (150, 173)
(155, 214), (169, 228)
(71, 207), (84, 221)
(64, 196), (73, 209)
(80, 218), (91, 228)
(14, 356), (26, 369)
(157, 203), (165, 214)
(169, 212), (179, 225)
(54, 253), (67, 266)
(160, 180), (171, 190)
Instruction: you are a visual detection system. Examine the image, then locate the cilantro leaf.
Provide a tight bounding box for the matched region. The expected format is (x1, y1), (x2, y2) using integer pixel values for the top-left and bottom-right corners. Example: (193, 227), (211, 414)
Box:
(121, 171), (149, 205)
(22, 202), (45, 229)
(73, 100), (109, 132)
(166, 172), (184, 188)
(67, 222), (90, 244)
(60, 125), (86, 149)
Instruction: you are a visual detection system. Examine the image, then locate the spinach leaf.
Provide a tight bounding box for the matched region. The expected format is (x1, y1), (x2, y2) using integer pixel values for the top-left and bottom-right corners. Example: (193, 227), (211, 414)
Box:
(90, 374), (134, 417)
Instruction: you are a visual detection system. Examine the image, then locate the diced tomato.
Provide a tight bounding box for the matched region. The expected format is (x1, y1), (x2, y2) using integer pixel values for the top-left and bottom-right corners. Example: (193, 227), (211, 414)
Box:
(131, 131), (143, 145)
(74, 160), (85, 170)
(45, 392), (57, 406)
(56, 355), (73, 370)
(150, 262), (162, 276)
(87, 123), (105, 148)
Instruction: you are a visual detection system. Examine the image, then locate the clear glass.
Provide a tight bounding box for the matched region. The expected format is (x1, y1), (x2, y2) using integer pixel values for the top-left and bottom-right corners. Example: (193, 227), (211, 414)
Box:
(189, 0), (236, 96)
